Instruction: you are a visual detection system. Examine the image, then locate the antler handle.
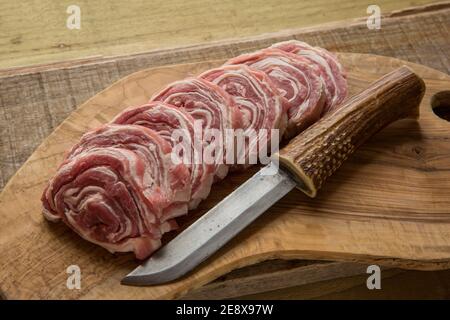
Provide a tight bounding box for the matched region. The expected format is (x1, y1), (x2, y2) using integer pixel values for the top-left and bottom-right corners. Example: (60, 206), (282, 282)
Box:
(276, 66), (425, 197)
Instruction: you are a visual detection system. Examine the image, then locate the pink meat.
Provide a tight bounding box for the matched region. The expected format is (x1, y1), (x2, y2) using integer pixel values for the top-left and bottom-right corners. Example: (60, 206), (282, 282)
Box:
(200, 64), (287, 168)
(42, 124), (190, 259)
(226, 48), (325, 138)
(112, 102), (214, 209)
(151, 77), (245, 180)
(271, 40), (348, 114)
(42, 40), (348, 260)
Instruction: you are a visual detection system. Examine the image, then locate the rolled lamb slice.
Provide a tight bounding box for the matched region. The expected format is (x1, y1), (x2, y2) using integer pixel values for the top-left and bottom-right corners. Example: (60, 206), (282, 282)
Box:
(42, 124), (191, 259)
(271, 40), (348, 114)
(151, 77), (245, 180)
(112, 102), (214, 209)
(226, 48), (325, 138)
(200, 64), (287, 169)
(66, 124), (191, 210)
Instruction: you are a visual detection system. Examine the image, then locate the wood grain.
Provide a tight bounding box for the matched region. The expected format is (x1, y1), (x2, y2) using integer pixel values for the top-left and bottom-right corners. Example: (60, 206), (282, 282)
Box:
(238, 268), (450, 299)
(1, 53), (450, 299)
(183, 260), (370, 299)
(0, 0), (438, 69)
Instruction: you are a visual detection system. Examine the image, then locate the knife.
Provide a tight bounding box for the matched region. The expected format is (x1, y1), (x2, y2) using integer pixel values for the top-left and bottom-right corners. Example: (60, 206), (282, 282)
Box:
(122, 66), (425, 286)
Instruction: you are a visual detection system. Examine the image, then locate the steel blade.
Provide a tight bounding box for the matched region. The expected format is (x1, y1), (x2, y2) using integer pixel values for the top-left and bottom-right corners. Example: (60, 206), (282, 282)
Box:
(121, 163), (296, 286)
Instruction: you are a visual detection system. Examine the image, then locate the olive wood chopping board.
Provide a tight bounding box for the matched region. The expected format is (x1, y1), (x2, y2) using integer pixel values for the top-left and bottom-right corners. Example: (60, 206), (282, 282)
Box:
(0, 53), (450, 299)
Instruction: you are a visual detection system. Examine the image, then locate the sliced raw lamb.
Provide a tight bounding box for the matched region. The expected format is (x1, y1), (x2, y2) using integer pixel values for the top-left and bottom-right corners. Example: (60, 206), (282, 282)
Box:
(42, 124), (190, 259)
(200, 64), (287, 168)
(112, 102), (214, 209)
(66, 124), (191, 210)
(271, 40), (348, 114)
(226, 48), (325, 138)
(41, 40), (349, 261)
(151, 77), (245, 179)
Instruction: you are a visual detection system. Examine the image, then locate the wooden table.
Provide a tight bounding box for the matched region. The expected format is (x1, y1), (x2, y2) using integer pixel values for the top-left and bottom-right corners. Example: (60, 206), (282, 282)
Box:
(0, 1), (449, 299)
(0, 0), (437, 69)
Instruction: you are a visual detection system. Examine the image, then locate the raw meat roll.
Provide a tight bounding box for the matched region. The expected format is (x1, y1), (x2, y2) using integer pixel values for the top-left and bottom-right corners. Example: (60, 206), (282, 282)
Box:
(112, 102), (214, 209)
(151, 78), (245, 179)
(200, 64), (286, 167)
(226, 48), (326, 138)
(272, 40), (348, 114)
(42, 124), (190, 259)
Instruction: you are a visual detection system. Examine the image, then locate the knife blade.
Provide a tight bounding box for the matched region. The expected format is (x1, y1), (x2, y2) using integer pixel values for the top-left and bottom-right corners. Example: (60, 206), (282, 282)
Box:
(122, 163), (295, 286)
(122, 66), (425, 286)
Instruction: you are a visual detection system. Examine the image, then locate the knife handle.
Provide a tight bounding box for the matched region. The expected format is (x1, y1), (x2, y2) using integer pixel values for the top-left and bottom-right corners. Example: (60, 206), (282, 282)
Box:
(275, 66), (425, 197)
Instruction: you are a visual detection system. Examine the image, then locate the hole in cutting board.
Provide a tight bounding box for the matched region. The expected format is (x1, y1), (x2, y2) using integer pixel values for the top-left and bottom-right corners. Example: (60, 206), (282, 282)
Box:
(431, 91), (450, 121)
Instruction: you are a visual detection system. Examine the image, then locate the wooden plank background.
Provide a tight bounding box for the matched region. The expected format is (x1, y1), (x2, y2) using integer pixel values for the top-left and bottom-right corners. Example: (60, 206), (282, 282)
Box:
(0, 0), (437, 69)
(239, 268), (450, 299)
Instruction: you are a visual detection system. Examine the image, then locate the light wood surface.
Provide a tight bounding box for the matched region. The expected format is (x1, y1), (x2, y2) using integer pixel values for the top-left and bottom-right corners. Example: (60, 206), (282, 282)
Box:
(0, 52), (450, 299)
(0, 0), (438, 69)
